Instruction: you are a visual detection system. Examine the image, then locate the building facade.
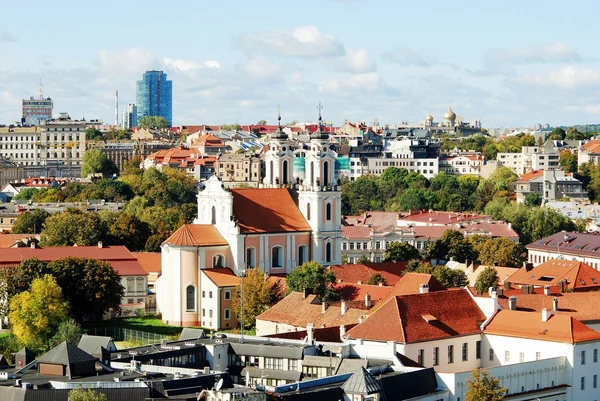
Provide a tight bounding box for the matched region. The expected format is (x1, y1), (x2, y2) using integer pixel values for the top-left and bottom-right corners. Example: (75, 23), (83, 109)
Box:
(21, 96), (53, 126)
(136, 70), (173, 126)
(121, 103), (137, 130)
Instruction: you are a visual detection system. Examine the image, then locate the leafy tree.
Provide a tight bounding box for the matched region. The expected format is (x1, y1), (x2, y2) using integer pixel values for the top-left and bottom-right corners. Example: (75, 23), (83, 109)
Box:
(68, 388), (108, 401)
(546, 127), (566, 141)
(220, 123), (241, 131)
(287, 261), (337, 301)
(487, 166), (518, 192)
(523, 192), (541, 207)
(48, 257), (124, 321)
(427, 230), (477, 263)
(384, 241), (421, 262)
(9, 275), (70, 348)
(41, 208), (106, 246)
(475, 238), (526, 267)
(367, 273), (387, 286)
(107, 213), (150, 251)
(474, 266), (500, 294)
(403, 262), (467, 288)
(341, 254), (349, 264)
(81, 149), (118, 178)
(85, 128), (102, 140)
(145, 232), (170, 252)
(341, 175), (381, 215)
(122, 155), (143, 175)
(394, 188), (433, 211)
(257, 120), (267, 125)
(51, 318), (83, 347)
(10, 208), (50, 234)
(0, 258), (50, 320)
(357, 255), (370, 264)
(465, 369), (506, 401)
(559, 150), (577, 173)
(231, 268), (274, 329)
(12, 188), (39, 201)
(138, 116), (170, 129)
(93, 179), (135, 202)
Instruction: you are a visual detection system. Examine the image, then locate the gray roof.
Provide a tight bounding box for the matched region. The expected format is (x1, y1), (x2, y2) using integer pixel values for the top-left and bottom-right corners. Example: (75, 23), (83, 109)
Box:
(179, 328), (206, 341)
(337, 359), (368, 374)
(241, 367), (302, 382)
(341, 367), (383, 395)
(36, 341), (97, 366)
(229, 342), (305, 360)
(78, 335), (114, 354)
(302, 355), (342, 369)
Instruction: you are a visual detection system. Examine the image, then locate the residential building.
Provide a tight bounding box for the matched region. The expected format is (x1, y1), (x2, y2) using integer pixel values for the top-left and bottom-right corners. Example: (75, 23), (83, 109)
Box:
(439, 152), (485, 176)
(121, 103), (137, 129)
(0, 233), (39, 248)
(87, 141), (172, 172)
(497, 140), (582, 175)
(515, 169), (585, 203)
(505, 259), (600, 292)
(191, 133), (229, 156)
(215, 153), (263, 187)
(527, 231), (600, 268)
(329, 262), (408, 286)
(133, 252), (161, 314)
(142, 146), (216, 180)
(199, 268), (240, 330)
(136, 70), (173, 126)
(579, 139), (600, 166)
(21, 95), (53, 126)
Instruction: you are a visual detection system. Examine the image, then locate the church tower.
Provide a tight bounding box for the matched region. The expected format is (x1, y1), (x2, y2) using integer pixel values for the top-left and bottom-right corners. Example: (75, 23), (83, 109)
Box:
(263, 107), (294, 187)
(297, 103), (342, 266)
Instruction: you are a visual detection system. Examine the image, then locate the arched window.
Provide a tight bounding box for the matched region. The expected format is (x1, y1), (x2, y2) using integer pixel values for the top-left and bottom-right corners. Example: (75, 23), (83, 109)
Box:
(323, 161), (329, 186)
(326, 203), (332, 221)
(306, 203), (311, 221)
(213, 254), (224, 268)
(310, 162), (315, 186)
(186, 285), (196, 311)
(326, 242), (332, 263)
(270, 160), (274, 184)
(246, 247), (256, 268)
(272, 246), (283, 268)
(298, 245), (308, 265)
(211, 206), (216, 225)
(282, 160), (289, 184)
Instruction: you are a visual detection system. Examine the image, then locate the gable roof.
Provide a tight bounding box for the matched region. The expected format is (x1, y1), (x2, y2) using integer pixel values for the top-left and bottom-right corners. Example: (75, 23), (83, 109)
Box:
(506, 259), (600, 291)
(335, 283), (392, 303)
(0, 234), (39, 249)
(517, 170), (544, 182)
(202, 268), (240, 287)
(374, 273), (446, 311)
(77, 335), (114, 355)
(484, 310), (600, 344)
(132, 252), (161, 274)
(495, 291), (600, 322)
(230, 188), (311, 233)
(341, 367), (383, 395)
(329, 262), (407, 286)
(163, 224), (228, 247)
(264, 324), (358, 343)
(346, 289), (485, 343)
(526, 231), (600, 258)
(581, 139), (600, 154)
(36, 341), (97, 365)
(179, 328), (206, 341)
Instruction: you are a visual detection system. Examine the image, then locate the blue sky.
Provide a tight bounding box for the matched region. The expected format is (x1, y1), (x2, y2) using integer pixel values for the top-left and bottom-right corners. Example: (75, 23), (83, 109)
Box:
(2, 0), (600, 128)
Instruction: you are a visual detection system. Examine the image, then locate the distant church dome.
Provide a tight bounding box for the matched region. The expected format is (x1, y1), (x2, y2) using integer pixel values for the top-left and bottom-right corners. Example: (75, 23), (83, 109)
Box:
(444, 106), (456, 121)
(425, 113), (434, 122)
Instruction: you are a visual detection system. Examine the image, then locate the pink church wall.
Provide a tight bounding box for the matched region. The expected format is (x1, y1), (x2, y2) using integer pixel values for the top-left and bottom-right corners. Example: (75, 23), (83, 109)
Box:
(179, 249), (200, 326)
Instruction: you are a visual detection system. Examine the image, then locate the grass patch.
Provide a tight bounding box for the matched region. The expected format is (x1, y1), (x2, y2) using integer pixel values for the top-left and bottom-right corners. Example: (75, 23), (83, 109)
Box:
(83, 315), (185, 336)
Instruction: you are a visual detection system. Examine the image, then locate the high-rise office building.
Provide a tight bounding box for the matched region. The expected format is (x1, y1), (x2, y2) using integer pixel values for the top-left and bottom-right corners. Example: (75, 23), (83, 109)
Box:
(136, 70), (172, 127)
(121, 103), (138, 129)
(22, 80), (53, 126)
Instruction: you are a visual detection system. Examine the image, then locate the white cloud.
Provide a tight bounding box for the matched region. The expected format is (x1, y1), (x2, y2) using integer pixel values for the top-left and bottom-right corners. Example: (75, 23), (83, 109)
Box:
(486, 43), (581, 64)
(0, 30), (16, 42)
(163, 58), (221, 72)
(332, 48), (376, 73)
(382, 48), (435, 67)
(237, 26), (345, 57)
(516, 65), (600, 89)
(98, 48), (159, 76)
(244, 57), (283, 78)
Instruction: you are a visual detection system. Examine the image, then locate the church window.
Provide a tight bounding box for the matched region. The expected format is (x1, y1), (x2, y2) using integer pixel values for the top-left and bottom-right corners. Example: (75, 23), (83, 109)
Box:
(326, 242), (332, 263)
(306, 203), (311, 220)
(272, 246), (283, 268)
(326, 203), (332, 221)
(186, 285), (196, 312)
(211, 206), (216, 225)
(213, 254), (224, 268)
(246, 247), (256, 268)
(298, 245), (308, 265)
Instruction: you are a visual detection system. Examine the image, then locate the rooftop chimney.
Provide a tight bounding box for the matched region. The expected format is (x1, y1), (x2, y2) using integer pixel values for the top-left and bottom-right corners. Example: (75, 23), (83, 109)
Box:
(553, 297), (559, 312)
(30, 242), (36, 249)
(488, 287), (495, 296)
(544, 285), (551, 296)
(339, 325), (346, 340)
(542, 308), (552, 322)
(98, 241), (103, 249)
(497, 287), (504, 297)
(419, 283), (429, 294)
(359, 315), (364, 324)
(306, 323), (314, 343)
(303, 288), (313, 298)
(509, 296), (517, 310)
(365, 293), (372, 308)
(341, 301), (347, 315)
(322, 301), (327, 314)
(504, 282), (512, 290)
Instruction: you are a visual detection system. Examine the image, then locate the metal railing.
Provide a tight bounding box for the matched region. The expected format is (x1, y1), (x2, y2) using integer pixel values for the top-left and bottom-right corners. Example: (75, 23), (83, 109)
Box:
(85, 326), (170, 345)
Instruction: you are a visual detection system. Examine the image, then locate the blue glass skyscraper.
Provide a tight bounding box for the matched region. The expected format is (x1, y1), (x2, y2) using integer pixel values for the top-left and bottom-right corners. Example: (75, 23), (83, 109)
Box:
(136, 70), (173, 126)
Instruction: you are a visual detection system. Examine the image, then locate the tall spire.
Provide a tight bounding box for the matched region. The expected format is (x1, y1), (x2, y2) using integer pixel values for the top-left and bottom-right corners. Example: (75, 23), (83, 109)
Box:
(310, 101), (327, 140)
(271, 104), (288, 140)
(38, 78), (44, 100)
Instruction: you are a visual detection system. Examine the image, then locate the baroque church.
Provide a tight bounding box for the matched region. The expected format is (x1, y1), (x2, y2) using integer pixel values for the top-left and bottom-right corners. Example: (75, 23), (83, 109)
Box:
(157, 110), (344, 327)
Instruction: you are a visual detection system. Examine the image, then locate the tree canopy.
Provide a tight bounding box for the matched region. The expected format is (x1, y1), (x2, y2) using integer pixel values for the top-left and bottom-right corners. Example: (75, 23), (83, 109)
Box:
(474, 238), (526, 267)
(81, 149), (118, 178)
(474, 266), (500, 294)
(427, 230), (477, 263)
(383, 241), (421, 262)
(138, 116), (170, 129)
(68, 388), (108, 401)
(465, 369), (506, 401)
(10, 208), (50, 234)
(41, 208), (106, 246)
(231, 268), (275, 329)
(287, 261), (337, 301)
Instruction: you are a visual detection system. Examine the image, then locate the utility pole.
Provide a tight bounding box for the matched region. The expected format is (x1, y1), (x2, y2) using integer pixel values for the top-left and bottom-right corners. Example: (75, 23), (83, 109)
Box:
(240, 269), (246, 344)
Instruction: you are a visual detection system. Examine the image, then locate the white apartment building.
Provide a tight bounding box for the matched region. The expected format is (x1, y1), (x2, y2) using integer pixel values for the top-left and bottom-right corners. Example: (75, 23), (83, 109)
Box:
(439, 154), (485, 176)
(526, 231), (600, 269)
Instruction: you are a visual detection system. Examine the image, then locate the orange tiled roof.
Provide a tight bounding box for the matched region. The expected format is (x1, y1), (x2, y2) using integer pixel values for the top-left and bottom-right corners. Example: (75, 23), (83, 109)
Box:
(495, 291), (600, 322)
(335, 283), (392, 302)
(264, 324), (358, 343)
(163, 224), (228, 247)
(202, 268), (240, 287)
(346, 289), (485, 343)
(132, 252), (161, 274)
(506, 259), (600, 291)
(517, 170), (544, 182)
(0, 234), (38, 248)
(484, 310), (600, 344)
(582, 140), (600, 154)
(329, 262), (407, 286)
(231, 188), (311, 233)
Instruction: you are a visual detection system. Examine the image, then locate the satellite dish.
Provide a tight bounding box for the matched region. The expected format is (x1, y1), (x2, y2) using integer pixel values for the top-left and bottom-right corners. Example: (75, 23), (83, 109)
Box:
(215, 378), (224, 391)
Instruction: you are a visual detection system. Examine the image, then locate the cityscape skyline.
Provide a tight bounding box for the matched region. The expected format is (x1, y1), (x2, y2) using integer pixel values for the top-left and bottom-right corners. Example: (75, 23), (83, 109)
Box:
(2, 1), (600, 127)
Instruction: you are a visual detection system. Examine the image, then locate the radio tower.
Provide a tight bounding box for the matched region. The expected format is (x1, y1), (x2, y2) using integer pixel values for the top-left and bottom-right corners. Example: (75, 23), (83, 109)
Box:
(38, 78), (44, 100)
(115, 90), (119, 127)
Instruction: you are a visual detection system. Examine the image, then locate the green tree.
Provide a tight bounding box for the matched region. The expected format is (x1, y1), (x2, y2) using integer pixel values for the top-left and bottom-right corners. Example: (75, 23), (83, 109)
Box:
(487, 166), (518, 192)
(85, 128), (102, 140)
(51, 318), (83, 347)
(341, 175), (381, 214)
(81, 149), (118, 178)
(138, 116), (170, 129)
(357, 255), (370, 264)
(523, 192), (541, 207)
(475, 238), (526, 267)
(384, 241), (421, 262)
(10, 208), (50, 234)
(231, 268), (274, 329)
(122, 156), (143, 175)
(559, 150), (577, 173)
(474, 267), (500, 294)
(0, 258), (50, 320)
(48, 257), (124, 321)
(546, 127), (566, 141)
(107, 213), (150, 251)
(9, 275), (70, 348)
(287, 261), (337, 301)
(403, 262), (467, 288)
(41, 208), (106, 246)
(465, 369), (506, 401)
(12, 187), (39, 201)
(341, 254), (349, 264)
(68, 388), (108, 401)
(427, 230), (477, 263)
(565, 127), (585, 140)
(367, 273), (387, 286)
(257, 120), (267, 125)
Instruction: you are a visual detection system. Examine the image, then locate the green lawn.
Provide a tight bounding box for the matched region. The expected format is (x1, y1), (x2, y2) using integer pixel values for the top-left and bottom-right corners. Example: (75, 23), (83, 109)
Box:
(84, 315), (185, 336)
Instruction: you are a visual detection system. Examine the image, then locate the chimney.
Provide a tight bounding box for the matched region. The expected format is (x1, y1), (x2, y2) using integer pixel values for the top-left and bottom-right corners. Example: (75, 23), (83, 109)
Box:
(488, 286), (495, 296)
(359, 315), (364, 324)
(322, 301), (327, 314)
(339, 325), (346, 340)
(303, 288), (312, 298)
(30, 242), (36, 249)
(98, 241), (103, 249)
(504, 282), (512, 290)
(509, 296), (517, 310)
(497, 287), (504, 297)
(378, 282), (383, 287)
(341, 301), (347, 315)
(419, 283), (429, 294)
(541, 308), (552, 322)
(553, 297), (559, 312)
(365, 293), (372, 308)
(524, 263), (533, 272)
(544, 285), (551, 296)
(306, 323), (314, 343)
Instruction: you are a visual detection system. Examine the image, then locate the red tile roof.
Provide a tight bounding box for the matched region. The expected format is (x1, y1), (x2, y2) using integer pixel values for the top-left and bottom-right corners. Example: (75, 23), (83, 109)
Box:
(343, 211), (399, 232)
(132, 252), (161, 275)
(230, 188), (311, 233)
(526, 231), (600, 258)
(398, 211), (491, 225)
(163, 224), (228, 247)
(506, 259), (600, 291)
(0, 246), (147, 276)
(264, 324), (358, 343)
(329, 262), (408, 286)
(484, 310), (600, 344)
(341, 225), (372, 238)
(202, 268), (240, 287)
(346, 289), (485, 343)
(334, 283), (391, 302)
(517, 170), (544, 182)
(0, 234), (39, 248)
(495, 291), (600, 322)
(581, 140), (600, 154)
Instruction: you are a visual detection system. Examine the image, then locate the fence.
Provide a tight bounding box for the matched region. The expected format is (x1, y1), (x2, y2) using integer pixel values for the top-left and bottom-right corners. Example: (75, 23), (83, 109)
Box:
(85, 326), (171, 345)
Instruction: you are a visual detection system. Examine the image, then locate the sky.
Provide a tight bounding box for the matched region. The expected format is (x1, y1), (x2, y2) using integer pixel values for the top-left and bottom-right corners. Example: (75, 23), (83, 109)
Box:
(2, 0), (600, 128)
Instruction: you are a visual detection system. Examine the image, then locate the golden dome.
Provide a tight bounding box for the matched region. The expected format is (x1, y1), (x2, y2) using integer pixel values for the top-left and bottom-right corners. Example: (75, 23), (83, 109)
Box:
(425, 113), (434, 122)
(444, 106), (456, 121)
